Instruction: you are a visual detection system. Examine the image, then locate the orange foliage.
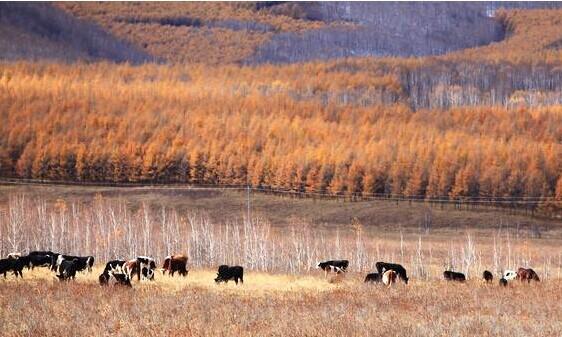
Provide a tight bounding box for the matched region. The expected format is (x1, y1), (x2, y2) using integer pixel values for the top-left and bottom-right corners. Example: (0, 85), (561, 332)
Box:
(0, 61), (560, 202)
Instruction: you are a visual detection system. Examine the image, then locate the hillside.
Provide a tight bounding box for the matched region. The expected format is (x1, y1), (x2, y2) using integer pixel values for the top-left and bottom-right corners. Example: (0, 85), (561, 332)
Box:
(0, 3), (150, 63)
(0, 3), (561, 212)
(55, 2), (562, 65)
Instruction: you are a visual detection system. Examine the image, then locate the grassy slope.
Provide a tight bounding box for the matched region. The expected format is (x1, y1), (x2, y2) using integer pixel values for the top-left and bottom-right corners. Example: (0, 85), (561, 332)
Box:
(1, 184), (561, 238)
(0, 266), (561, 337)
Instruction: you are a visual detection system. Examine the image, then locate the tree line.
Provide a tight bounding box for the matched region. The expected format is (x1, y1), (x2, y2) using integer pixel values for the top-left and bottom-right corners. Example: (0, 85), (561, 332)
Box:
(0, 61), (560, 211)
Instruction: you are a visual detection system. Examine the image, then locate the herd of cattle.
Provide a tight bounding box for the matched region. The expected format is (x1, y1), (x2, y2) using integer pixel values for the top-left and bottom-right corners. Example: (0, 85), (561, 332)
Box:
(0, 252), (541, 288)
(318, 259), (540, 287)
(0, 251), (242, 287)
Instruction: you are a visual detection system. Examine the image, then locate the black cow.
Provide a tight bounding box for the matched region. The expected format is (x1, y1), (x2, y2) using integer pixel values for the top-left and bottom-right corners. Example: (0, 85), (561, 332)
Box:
(316, 260), (349, 277)
(364, 272), (382, 283)
(215, 265), (244, 285)
(25, 251), (56, 269)
(52, 254), (94, 273)
(56, 259), (80, 281)
(499, 278), (508, 287)
(375, 262), (409, 284)
(483, 270), (493, 283)
(443, 270), (466, 282)
(0, 258), (25, 278)
(29, 251), (56, 257)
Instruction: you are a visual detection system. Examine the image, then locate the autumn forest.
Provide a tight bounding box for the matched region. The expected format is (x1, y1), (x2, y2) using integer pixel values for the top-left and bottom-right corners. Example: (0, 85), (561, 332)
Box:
(0, 3), (561, 210)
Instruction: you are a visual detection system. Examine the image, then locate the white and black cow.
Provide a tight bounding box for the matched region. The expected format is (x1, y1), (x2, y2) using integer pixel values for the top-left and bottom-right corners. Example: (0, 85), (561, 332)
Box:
(503, 270), (518, 281)
(316, 260), (349, 277)
(99, 260), (131, 287)
(52, 254), (94, 273)
(215, 265), (244, 285)
(124, 256), (156, 281)
(56, 259), (80, 281)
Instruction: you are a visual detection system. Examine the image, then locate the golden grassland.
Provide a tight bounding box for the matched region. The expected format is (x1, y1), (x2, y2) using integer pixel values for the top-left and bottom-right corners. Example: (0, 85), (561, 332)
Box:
(1, 266), (561, 337)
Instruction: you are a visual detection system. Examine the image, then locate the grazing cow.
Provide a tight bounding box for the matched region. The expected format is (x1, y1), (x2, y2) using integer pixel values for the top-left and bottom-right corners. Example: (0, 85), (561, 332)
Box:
(137, 256), (156, 281)
(25, 251), (56, 269)
(443, 271), (466, 282)
(364, 272), (382, 283)
(56, 259), (79, 281)
(29, 250), (56, 257)
(375, 262), (409, 284)
(382, 270), (397, 287)
(503, 270), (518, 281)
(52, 254), (95, 273)
(162, 254), (188, 277)
(516, 268), (540, 283)
(7, 252), (21, 259)
(215, 265), (244, 285)
(99, 260), (131, 287)
(103, 260), (127, 275)
(0, 258), (25, 278)
(483, 270), (493, 283)
(124, 257), (156, 281)
(499, 278), (508, 287)
(316, 260), (349, 277)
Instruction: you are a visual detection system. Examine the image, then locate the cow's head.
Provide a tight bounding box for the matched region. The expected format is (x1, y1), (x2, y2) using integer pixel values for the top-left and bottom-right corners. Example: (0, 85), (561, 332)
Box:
(315, 262), (321, 269)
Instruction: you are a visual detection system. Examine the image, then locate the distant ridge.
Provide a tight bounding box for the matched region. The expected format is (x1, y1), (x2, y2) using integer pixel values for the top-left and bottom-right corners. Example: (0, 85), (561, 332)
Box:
(0, 3), (152, 63)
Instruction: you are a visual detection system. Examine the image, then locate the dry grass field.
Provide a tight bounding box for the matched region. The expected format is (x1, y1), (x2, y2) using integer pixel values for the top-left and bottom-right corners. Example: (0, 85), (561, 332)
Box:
(0, 266), (561, 337)
(1, 184), (561, 336)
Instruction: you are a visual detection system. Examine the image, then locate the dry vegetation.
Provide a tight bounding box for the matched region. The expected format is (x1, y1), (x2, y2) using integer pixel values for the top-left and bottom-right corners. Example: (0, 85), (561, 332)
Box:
(57, 2), (327, 64)
(1, 187), (561, 337)
(0, 265), (561, 337)
(0, 61), (560, 212)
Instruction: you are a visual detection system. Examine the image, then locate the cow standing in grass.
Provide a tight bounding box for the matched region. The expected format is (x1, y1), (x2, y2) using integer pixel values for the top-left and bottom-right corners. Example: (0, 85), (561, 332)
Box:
(443, 271), (466, 282)
(316, 260), (349, 278)
(0, 258), (25, 278)
(364, 272), (382, 283)
(56, 259), (80, 281)
(215, 265), (244, 285)
(382, 270), (397, 288)
(483, 270), (493, 283)
(52, 254), (94, 273)
(516, 268), (540, 283)
(162, 254), (188, 277)
(26, 251), (56, 270)
(375, 262), (409, 284)
(125, 257), (156, 281)
(99, 260), (131, 287)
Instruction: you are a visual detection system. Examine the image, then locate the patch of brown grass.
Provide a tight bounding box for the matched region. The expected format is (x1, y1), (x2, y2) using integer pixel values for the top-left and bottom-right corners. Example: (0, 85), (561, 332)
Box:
(0, 267), (560, 337)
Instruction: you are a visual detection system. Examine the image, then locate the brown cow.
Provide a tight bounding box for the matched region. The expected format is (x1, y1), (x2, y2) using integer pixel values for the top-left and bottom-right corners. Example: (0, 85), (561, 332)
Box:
(382, 270), (397, 288)
(516, 268), (540, 283)
(162, 254), (188, 277)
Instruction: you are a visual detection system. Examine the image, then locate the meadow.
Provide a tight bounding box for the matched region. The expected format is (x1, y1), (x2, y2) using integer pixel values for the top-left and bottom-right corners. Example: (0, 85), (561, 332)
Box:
(1, 184), (561, 336)
(0, 266), (561, 337)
